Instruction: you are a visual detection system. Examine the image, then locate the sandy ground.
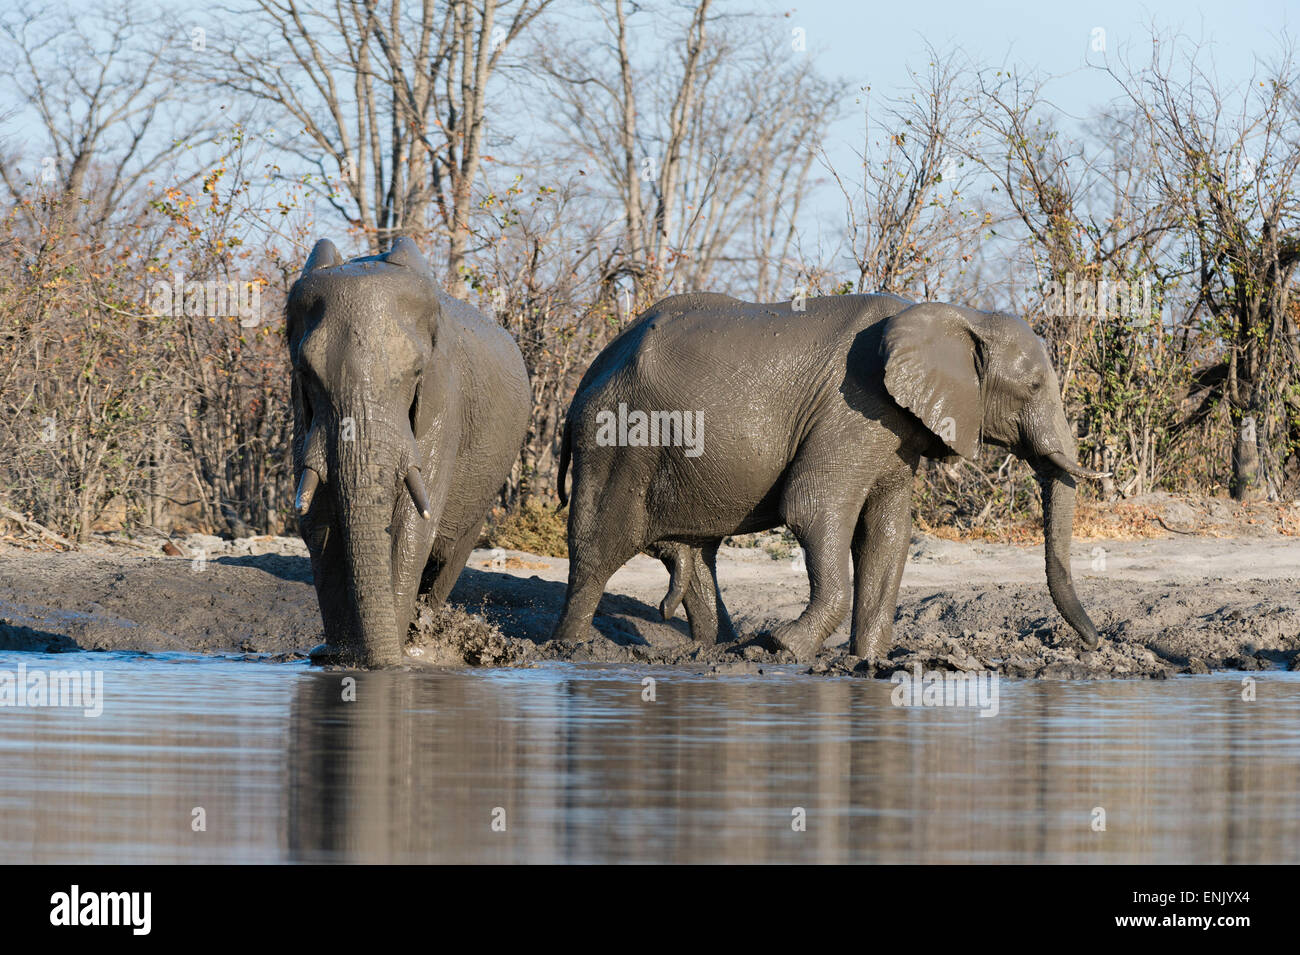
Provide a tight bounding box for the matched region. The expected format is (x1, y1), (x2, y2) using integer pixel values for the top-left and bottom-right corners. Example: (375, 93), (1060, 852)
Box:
(1, 511), (1298, 678)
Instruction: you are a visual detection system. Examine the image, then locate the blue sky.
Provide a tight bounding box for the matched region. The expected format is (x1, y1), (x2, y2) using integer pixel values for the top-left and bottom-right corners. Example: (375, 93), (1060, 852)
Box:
(741, 0), (1295, 272)
(762, 0), (1293, 112)
(7, 0), (1292, 276)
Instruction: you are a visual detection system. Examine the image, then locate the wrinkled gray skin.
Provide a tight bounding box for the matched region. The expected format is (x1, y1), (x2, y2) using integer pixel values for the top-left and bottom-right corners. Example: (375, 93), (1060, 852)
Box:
(288, 237), (530, 668)
(555, 292), (1107, 661)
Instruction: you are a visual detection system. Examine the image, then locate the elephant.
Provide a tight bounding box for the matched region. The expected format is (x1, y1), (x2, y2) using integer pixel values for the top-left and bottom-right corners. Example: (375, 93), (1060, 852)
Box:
(644, 539), (739, 643)
(553, 291), (1107, 661)
(287, 237), (530, 667)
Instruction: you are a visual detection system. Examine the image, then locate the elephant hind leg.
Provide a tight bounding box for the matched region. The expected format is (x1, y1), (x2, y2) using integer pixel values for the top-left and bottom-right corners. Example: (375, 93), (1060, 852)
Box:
(678, 540), (737, 646)
(552, 522), (646, 644)
(646, 541), (692, 620)
(648, 539), (735, 644)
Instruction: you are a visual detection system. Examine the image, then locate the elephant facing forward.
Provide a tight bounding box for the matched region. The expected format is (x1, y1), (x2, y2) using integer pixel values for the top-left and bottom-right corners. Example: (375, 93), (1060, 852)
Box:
(555, 292), (1106, 661)
(288, 237), (530, 668)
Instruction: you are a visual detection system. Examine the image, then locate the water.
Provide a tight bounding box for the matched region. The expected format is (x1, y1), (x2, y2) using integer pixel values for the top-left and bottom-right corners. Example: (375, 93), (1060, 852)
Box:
(1, 651), (1297, 863)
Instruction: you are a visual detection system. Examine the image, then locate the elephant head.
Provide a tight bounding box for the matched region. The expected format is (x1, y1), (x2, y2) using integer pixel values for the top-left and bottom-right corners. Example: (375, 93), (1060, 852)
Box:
(881, 302), (1107, 648)
(286, 237), (440, 667)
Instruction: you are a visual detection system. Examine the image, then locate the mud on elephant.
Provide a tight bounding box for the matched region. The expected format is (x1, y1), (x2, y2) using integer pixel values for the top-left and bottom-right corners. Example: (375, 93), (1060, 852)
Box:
(555, 292), (1107, 661)
(287, 237), (530, 667)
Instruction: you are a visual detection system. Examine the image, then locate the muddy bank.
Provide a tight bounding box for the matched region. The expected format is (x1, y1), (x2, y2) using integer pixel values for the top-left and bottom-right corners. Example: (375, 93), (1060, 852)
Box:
(1, 527), (1297, 678)
(425, 562), (1300, 679)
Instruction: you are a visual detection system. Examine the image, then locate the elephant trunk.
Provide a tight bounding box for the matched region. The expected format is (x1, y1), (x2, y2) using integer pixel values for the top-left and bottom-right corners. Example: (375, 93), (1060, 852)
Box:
(332, 415), (404, 667)
(1020, 398), (1102, 649)
(1039, 466), (1100, 649)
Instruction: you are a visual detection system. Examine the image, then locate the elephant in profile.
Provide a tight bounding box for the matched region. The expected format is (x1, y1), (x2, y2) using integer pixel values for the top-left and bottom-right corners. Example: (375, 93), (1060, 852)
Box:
(554, 292), (1106, 661)
(287, 237), (530, 667)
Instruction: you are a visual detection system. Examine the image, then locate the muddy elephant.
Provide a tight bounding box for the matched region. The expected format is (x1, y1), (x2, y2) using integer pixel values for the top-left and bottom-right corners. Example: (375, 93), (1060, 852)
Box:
(554, 292), (1106, 661)
(287, 237), (530, 667)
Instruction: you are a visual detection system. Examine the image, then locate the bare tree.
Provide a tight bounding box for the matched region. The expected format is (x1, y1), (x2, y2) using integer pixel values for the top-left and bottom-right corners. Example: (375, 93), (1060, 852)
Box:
(0, 0), (220, 541)
(0, 0), (210, 236)
(209, 0), (551, 281)
(533, 0), (841, 302)
(826, 50), (984, 300)
(465, 175), (614, 503)
(967, 64), (1194, 497)
(1106, 34), (1300, 500)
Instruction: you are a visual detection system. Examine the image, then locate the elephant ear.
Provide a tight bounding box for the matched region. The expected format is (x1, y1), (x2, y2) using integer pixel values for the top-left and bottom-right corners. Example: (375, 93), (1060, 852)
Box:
(385, 236), (430, 272)
(880, 302), (985, 460)
(300, 238), (342, 278)
(385, 236), (442, 344)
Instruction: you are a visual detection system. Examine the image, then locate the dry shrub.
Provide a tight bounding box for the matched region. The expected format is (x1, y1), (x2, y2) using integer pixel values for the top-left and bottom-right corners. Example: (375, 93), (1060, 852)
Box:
(479, 501), (569, 557)
(723, 528), (801, 560)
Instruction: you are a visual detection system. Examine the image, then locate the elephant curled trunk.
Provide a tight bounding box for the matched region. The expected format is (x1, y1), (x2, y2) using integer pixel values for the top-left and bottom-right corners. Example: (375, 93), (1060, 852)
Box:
(1039, 466), (1100, 649)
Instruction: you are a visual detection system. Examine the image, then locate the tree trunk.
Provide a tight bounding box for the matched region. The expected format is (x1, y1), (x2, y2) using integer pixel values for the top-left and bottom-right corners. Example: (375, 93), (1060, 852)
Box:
(1231, 413), (1265, 502)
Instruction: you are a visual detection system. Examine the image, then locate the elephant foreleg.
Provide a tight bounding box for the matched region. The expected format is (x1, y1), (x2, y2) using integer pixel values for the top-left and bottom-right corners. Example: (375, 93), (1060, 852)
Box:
(300, 499), (355, 662)
(850, 477), (913, 660)
(770, 509), (854, 661)
(424, 527), (482, 605)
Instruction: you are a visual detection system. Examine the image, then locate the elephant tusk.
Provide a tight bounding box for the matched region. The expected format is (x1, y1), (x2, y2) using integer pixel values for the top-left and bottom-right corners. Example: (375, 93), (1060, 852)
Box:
(405, 467), (432, 520)
(1046, 451), (1111, 481)
(295, 468), (321, 515)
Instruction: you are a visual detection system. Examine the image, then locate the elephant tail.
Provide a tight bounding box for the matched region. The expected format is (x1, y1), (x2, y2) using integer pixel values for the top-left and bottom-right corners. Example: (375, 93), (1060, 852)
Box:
(556, 418), (571, 508)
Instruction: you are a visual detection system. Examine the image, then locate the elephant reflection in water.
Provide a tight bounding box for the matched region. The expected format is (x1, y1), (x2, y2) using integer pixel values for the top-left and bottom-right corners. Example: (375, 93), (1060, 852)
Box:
(285, 672), (534, 863)
(283, 673), (909, 863)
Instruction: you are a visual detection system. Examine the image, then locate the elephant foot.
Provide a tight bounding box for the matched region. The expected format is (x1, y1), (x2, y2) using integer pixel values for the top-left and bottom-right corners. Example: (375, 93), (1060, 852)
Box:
(549, 619), (599, 645)
(686, 615), (739, 647)
(716, 614), (740, 646)
(689, 631), (719, 648)
(308, 643), (352, 667)
(850, 636), (888, 661)
(769, 622), (825, 662)
(308, 641), (403, 669)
